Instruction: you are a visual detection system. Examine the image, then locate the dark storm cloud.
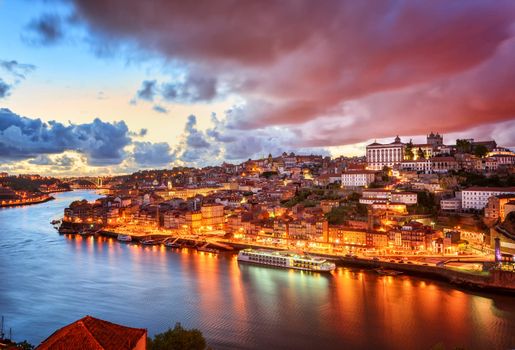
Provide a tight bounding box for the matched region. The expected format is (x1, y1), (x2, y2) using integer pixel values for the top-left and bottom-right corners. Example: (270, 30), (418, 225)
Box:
(70, 0), (515, 148)
(133, 141), (175, 166)
(25, 14), (64, 45)
(0, 108), (131, 165)
(0, 79), (11, 98)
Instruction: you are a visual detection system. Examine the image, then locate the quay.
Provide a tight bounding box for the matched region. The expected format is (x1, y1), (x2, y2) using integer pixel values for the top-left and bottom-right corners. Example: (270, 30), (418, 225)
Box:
(0, 195), (54, 208)
(57, 222), (515, 294)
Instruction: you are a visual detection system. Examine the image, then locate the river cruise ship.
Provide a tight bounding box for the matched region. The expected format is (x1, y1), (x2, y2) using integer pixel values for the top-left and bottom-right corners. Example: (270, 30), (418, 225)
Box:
(237, 248), (336, 272)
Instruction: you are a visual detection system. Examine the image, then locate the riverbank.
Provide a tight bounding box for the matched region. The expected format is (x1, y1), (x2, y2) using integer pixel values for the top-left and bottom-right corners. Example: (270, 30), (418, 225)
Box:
(0, 195), (54, 208)
(56, 225), (515, 295)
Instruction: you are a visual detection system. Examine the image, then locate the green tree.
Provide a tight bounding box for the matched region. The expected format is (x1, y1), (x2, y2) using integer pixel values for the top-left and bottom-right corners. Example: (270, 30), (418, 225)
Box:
(456, 139), (472, 154)
(148, 323), (207, 350)
(405, 140), (414, 160)
(417, 148), (426, 159)
(473, 144), (488, 158)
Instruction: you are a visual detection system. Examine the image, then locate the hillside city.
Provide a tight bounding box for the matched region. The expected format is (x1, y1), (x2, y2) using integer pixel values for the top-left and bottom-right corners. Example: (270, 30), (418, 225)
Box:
(2, 132), (514, 271)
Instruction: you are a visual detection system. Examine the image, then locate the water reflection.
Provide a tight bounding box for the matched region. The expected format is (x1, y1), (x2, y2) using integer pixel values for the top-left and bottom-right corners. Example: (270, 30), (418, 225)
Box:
(1, 190), (514, 350)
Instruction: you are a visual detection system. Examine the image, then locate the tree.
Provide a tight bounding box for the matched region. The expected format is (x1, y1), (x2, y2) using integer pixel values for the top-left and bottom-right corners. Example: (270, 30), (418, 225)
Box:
(417, 148), (426, 159)
(473, 144), (488, 158)
(405, 140), (414, 160)
(148, 323), (207, 350)
(456, 139), (472, 154)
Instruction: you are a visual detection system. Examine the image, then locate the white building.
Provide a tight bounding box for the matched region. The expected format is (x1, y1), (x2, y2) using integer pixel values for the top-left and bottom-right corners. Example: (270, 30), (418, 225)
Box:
(359, 189), (417, 205)
(366, 136), (405, 170)
(440, 198), (462, 211)
(461, 187), (515, 210)
(341, 171), (376, 188)
(391, 192), (418, 205)
(399, 159), (432, 173)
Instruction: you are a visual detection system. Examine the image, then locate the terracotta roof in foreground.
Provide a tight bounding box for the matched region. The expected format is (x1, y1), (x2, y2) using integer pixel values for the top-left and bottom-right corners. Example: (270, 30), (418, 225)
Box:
(36, 315), (146, 350)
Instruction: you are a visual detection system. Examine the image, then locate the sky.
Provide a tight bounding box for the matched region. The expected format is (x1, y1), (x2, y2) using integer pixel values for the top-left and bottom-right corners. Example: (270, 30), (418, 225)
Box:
(0, 0), (514, 176)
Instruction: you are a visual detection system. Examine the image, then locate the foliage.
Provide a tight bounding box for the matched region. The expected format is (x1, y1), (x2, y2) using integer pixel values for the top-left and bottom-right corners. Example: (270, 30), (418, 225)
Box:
(473, 144), (488, 158)
(417, 148), (426, 159)
(325, 206), (348, 225)
(261, 171), (278, 179)
(147, 323), (207, 350)
(405, 140), (414, 160)
(325, 201), (368, 224)
(408, 191), (437, 215)
(451, 170), (515, 187)
(346, 192), (361, 202)
(456, 139), (472, 154)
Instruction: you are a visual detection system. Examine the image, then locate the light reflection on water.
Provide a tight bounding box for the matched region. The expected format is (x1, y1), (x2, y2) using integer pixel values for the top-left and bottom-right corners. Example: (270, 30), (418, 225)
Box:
(1, 190), (514, 349)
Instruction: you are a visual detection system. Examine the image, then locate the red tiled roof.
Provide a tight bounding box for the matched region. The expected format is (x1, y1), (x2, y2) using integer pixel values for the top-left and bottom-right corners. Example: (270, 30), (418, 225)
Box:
(36, 316), (146, 350)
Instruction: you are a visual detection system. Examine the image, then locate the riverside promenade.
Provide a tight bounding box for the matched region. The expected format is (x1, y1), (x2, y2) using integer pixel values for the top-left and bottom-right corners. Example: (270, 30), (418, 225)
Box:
(57, 221), (515, 295)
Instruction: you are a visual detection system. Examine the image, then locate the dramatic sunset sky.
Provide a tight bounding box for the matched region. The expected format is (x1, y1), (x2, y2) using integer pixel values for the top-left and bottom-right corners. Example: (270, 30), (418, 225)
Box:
(0, 0), (514, 175)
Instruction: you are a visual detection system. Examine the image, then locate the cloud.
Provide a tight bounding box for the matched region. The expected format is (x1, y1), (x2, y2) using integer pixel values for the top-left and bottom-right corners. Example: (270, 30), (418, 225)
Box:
(70, 0), (515, 147)
(161, 73), (218, 103)
(152, 105), (168, 114)
(28, 154), (76, 167)
(24, 14), (64, 45)
(133, 141), (175, 167)
(0, 79), (11, 98)
(0, 108), (131, 165)
(136, 80), (157, 101)
(0, 60), (36, 79)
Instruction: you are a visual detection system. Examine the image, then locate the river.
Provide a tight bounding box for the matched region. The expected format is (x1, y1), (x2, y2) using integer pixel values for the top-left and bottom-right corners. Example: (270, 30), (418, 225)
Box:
(0, 190), (514, 349)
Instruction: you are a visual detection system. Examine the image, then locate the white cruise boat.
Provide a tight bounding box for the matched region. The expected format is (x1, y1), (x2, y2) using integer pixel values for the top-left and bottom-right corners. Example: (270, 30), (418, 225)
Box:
(117, 234), (132, 242)
(237, 248), (336, 272)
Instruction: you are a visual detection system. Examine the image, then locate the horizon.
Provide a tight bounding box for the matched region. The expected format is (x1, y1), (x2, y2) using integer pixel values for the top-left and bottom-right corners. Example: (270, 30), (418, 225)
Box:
(1, 1), (514, 176)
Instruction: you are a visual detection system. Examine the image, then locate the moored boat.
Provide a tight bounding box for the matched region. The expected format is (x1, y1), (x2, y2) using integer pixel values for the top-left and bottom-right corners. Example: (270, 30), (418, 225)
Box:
(197, 246), (219, 254)
(375, 268), (403, 276)
(141, 238), (158, 246)
(237, 248), (336, 272)
(117, 234), (132, 242)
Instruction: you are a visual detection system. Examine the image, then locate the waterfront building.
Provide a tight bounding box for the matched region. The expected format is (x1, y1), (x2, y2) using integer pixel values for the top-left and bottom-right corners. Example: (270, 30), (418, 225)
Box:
(200, 203), (225, 230)
(461, 187), (515, 210)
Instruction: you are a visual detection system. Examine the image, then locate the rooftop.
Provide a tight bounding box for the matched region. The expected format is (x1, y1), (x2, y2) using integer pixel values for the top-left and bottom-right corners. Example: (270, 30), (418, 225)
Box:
(37, 315), (146, 350)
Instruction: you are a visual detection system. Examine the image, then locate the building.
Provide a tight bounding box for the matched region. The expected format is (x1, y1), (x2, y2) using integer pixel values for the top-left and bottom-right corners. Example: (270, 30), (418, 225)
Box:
(461, 187), (515, 210)
(366, 136), (405, 170)
(484, 195), (515, 221)
(320, 200), (340, 214)
(200, 203), (225, 230)
(390, 192), (418, 205)
(37, 315), (146, 350)
(440, 197), (462, 212)
(341, 170), (376, 188)
(399, 159), (431, 173)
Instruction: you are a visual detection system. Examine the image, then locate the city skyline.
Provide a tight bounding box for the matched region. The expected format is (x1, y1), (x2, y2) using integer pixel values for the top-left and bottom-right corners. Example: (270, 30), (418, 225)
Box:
(1, 0), (514, 177)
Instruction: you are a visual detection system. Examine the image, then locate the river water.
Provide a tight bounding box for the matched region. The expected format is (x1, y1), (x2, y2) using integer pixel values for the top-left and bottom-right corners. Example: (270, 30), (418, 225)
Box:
(0, 190), (514, 349)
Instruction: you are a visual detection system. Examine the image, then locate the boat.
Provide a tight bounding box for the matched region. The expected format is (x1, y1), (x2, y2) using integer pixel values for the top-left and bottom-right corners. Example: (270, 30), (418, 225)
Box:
(375, 268), (403, 276)
(197, 246), (219, 254)
(237, 248), (336, 272)
(117, 234), (132, 242)
(164, 241), (182, 248)
(141, 238), (158, 246)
